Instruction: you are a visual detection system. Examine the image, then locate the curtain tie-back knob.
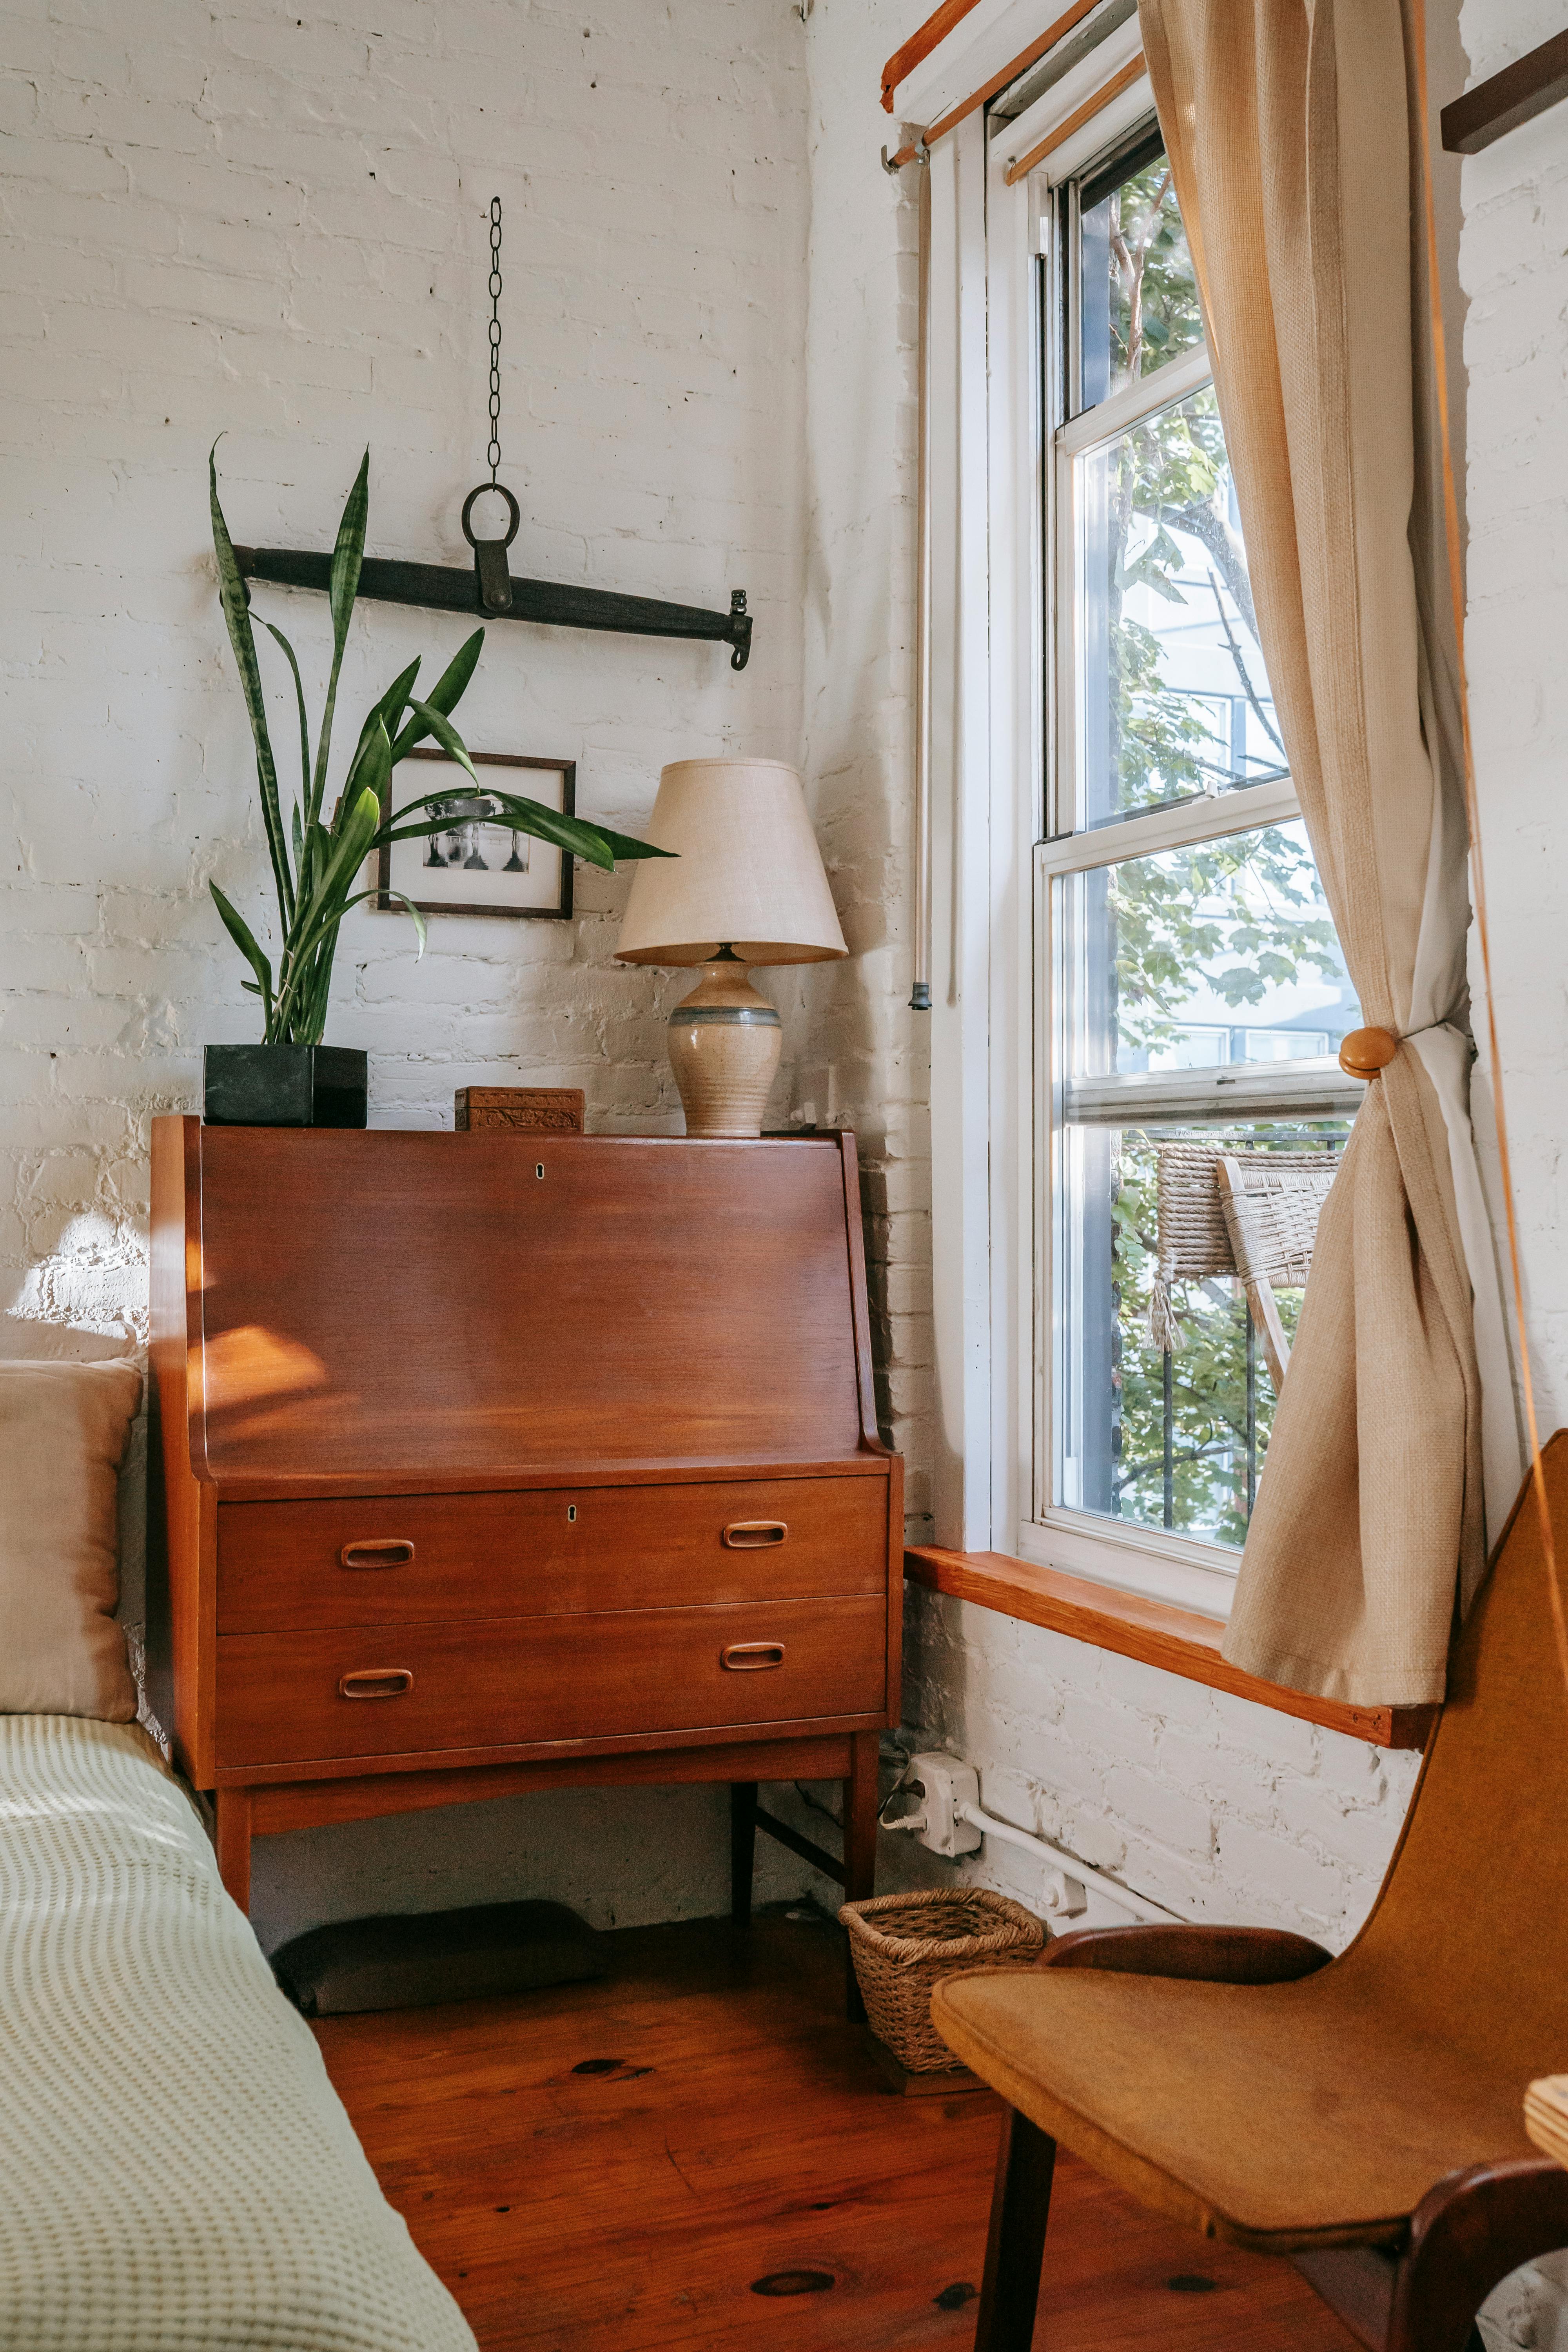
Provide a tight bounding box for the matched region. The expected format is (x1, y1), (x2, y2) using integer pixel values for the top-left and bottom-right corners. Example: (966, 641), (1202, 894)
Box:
(1338, 1026), (1399, 1077)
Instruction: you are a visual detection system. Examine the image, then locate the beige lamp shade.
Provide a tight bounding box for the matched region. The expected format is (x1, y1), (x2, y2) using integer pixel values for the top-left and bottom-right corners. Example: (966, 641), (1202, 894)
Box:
(615, 759), (848, 968)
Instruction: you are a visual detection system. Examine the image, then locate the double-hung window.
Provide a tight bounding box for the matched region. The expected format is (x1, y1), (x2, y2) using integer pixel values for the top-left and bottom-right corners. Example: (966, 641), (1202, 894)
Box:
(1033, 124), (1361, 1595)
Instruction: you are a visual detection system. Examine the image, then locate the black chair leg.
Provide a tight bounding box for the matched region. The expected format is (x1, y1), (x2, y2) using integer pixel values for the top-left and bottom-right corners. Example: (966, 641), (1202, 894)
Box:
(974, 2107), (1056, 2352)
(730, 1782), (757, 1926)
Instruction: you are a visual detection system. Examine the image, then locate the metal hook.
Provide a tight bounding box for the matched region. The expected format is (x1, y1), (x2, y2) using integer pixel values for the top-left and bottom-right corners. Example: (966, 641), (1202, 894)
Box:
(881, 131), (931, 175)
(461, 481), (521, 614)
(728, 589), (752, 672)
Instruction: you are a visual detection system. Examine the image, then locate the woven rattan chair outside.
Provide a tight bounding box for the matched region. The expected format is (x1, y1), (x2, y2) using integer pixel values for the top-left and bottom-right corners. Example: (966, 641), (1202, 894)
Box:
(1147, 1143), (1338, 1390)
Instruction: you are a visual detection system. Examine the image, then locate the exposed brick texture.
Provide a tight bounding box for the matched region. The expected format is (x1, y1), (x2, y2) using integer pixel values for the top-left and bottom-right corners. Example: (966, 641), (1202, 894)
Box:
(0, 0), (817, 1945)
(1459, 13), (1568, 2322)
(0, 0), (1490, 1968)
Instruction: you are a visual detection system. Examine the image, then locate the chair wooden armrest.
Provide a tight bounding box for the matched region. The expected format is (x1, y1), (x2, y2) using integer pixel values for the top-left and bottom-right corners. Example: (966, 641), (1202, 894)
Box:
(1044, 1923), (1334, 1984)
(1386, 2155), (1568, 2352)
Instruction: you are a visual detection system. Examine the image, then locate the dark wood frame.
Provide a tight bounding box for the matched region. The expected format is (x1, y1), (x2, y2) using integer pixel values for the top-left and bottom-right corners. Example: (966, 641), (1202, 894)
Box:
(375, 748), (576, 922)
(971, 1926), (1568, 2352)
(1440, 31), (1568, 156)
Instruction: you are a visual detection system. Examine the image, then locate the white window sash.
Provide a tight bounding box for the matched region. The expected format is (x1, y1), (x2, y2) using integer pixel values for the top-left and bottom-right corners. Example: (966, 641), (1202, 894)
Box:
(929, 90), (1329, 1615)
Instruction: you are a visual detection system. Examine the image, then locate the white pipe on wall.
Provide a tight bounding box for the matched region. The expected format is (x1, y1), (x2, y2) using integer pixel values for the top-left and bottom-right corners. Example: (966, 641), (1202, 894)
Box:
(953, 1800), (1183, 1925)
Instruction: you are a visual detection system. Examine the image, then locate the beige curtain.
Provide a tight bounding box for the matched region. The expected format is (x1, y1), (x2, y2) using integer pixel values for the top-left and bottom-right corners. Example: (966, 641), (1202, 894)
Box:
(1138, 0), (1517, 1704)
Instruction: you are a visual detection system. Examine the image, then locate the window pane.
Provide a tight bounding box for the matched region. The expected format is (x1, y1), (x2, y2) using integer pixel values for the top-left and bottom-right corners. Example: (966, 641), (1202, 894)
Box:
(1056, 1121), (1348, 1544)
(1075, 383), (1285, 829)
(1059, 819), (1360, 1084)
(1079, 145), (1203, 408)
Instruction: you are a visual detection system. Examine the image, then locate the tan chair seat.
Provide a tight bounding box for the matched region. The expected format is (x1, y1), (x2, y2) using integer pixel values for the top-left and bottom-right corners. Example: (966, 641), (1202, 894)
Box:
(935, 1964), (1536, 2252)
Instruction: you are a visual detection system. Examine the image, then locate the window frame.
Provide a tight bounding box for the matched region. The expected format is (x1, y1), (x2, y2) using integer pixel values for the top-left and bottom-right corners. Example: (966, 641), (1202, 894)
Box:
(977, 91), (1361, 1613)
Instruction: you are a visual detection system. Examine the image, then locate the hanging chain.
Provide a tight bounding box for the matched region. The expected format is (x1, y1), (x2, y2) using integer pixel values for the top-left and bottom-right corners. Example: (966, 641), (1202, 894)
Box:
(486, 196), (503, 485)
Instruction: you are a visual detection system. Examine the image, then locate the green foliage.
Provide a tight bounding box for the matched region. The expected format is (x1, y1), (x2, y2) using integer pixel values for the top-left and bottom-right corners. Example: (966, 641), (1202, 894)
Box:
(1109, 1131), (1327, 1544)
(207, 446), (672, 1045)
(1078, 162), (1350, 1544)
(1109, 826), (1343, 1064)
(1106, 160), (1205, 389)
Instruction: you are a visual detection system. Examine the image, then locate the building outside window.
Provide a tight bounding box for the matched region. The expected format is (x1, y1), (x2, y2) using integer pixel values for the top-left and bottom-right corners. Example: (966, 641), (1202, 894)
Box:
(1037, 127), (1360, 1568)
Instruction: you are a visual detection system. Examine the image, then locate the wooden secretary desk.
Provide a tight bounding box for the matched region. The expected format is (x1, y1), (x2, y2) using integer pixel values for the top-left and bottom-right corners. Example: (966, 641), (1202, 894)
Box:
(147, 1118), (900, 1935)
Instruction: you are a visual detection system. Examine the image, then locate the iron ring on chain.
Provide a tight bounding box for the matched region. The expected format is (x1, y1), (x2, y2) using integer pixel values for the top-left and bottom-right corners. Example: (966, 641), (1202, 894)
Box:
(461, 483), (520, 550)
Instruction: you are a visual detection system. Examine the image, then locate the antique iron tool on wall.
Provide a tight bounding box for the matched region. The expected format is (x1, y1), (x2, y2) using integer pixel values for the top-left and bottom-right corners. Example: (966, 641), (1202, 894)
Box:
(232, 198), (753, 670)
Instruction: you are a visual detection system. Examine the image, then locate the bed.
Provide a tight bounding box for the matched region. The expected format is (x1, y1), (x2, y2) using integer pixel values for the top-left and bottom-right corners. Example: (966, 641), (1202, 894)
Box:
(0, 1710), (477, 2352)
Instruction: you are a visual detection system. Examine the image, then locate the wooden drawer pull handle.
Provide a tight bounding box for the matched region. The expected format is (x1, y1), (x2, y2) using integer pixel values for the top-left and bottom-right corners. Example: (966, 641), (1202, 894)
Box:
(339, 1667), (414, 1700)
(721, 1641), (786, 1671)
(339, 1539), (417, 1570)
(723, 1521), (788, 1549)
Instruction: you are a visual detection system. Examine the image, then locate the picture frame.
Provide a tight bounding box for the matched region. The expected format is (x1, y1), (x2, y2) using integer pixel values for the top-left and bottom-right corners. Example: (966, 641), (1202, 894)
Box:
(376, 749), (576, 922)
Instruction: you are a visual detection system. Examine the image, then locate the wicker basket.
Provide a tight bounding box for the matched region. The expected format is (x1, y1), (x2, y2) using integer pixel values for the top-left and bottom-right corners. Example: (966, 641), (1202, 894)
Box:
(839, 1889), (1045, 2074)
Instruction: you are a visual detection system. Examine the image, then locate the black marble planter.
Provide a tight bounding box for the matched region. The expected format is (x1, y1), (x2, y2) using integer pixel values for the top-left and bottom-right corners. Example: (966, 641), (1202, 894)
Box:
(203, 1044), (368, 1128)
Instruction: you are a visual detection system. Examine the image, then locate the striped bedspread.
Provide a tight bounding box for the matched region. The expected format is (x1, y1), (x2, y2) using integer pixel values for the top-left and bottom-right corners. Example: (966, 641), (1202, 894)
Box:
(0, 1714), (476, 2352)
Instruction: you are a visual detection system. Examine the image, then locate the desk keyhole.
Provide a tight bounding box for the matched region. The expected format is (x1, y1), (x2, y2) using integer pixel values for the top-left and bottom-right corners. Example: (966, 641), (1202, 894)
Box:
(567, 1505), (577, 1523)
(535, 1163), (545, 1179)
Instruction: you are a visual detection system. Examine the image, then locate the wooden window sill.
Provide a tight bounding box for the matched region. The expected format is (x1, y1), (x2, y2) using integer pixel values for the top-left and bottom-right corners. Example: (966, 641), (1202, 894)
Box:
(904, 1545), (1436, 1750)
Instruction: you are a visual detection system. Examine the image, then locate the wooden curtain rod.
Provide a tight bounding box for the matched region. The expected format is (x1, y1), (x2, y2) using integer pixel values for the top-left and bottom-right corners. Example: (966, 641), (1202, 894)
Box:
(1003, 51), (1146, 184)
(881, 0), (1101, 170)
(882, 0), (987, 111)
(1440, 28), (1568, 154)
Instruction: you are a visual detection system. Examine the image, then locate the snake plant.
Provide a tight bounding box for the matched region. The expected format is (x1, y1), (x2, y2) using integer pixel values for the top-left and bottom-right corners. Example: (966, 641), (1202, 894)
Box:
(208, 445), (669, 1044)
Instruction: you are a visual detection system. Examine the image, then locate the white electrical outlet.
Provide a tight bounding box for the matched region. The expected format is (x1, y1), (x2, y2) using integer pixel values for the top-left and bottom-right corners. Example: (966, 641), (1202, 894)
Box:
(904, 1752), (984, 1858)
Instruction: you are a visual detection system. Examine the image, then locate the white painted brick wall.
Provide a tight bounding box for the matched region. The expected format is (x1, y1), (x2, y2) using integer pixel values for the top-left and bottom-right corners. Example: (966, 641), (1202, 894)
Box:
(897, 1587), (1421, 1944)
(1462, 0), (1568, 1432)
(3, 0), (1461, 1958)
(791, 0), (933, 1530)
(0, 0), (821, 1943)
(1459, 28), (1568, 2327)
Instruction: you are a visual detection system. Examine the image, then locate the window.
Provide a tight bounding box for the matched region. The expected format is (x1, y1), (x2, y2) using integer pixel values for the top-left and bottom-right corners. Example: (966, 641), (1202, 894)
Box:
(1038, 129), (1361, 1568)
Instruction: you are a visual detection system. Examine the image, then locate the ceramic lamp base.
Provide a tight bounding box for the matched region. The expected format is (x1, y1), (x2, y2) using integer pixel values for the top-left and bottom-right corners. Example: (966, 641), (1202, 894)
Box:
(667, 961), (781, 1138)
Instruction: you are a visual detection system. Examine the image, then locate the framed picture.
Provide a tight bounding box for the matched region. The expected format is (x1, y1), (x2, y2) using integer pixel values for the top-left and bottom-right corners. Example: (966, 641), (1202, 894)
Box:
(376, 749), (576, 921)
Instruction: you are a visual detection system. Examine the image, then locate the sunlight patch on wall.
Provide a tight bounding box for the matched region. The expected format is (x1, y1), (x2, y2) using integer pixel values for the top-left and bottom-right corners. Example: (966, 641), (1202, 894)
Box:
(4, 1212), (148, 1353)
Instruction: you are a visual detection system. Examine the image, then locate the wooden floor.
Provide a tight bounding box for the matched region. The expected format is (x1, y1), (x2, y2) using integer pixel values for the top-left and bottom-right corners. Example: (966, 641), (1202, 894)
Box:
(314, 1906), (1360, 2352)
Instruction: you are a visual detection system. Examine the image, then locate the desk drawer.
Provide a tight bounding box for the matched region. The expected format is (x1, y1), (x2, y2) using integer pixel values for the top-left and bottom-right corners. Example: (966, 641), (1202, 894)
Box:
(216, 1479), (887, 1633)
(214, 1596), (888, 1767)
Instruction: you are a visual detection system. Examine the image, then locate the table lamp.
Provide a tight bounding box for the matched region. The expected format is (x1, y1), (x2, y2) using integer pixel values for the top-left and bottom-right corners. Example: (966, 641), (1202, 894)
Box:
(616, 758), (848, 1137)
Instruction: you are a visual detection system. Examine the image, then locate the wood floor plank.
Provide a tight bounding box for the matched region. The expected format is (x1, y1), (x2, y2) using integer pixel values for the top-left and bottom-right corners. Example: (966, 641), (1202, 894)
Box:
(314, 1910), (1360, 2352)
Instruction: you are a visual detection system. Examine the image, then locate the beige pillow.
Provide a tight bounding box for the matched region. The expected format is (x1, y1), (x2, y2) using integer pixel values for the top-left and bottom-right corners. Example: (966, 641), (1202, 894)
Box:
(0, 1361), (142, 1720)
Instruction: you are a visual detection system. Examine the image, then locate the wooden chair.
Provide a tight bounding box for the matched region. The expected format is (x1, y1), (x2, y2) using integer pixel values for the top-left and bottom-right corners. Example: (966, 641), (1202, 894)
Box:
(932, 1434), (1568, 2352)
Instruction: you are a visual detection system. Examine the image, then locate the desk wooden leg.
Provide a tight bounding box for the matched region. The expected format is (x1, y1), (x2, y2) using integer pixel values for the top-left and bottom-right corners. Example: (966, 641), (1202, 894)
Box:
(843, 1731), (878, 1901)
(842, 1730), (879, 2019)
(730, 1782), (758, 1926)
(215, 1788), (252, 1913)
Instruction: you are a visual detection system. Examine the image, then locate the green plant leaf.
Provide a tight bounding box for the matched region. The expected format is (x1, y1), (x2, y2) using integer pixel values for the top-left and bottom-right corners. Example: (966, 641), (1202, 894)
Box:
(258, 618), (312, 815)
(328, 450), (368, 645)
(379, 888), (427, 960)
(209, 879), (275, 1034)
(346, 659), (421, 797)
(579, 824), (677, 864)
(308, 448), (369, 831)
(377, 791), (664, 875)
(290, 778), (386, 964)
(390, 629), (483, 758)
(402, 697), (481, 788)
(209, 443), (294, 926)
